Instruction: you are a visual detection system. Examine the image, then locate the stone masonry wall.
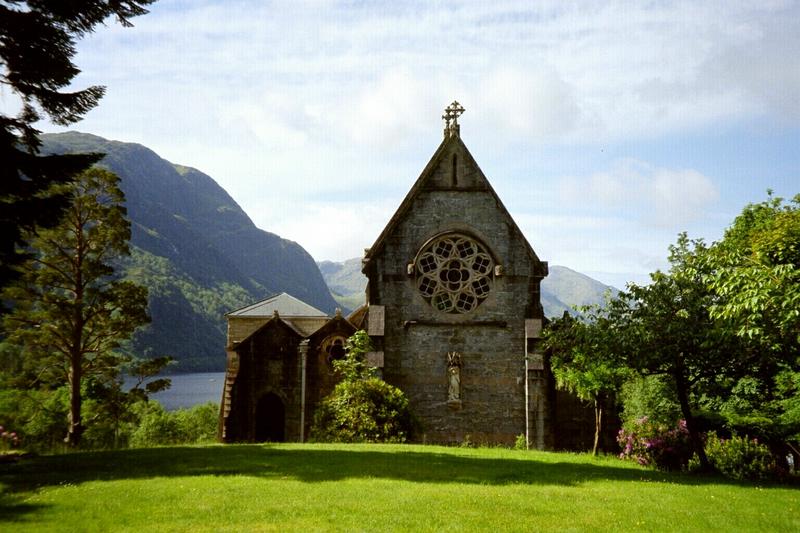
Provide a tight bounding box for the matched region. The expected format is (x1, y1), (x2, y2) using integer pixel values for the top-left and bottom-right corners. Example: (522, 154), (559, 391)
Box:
(367, 139), (547, 445)
(226, 323), (302, 442)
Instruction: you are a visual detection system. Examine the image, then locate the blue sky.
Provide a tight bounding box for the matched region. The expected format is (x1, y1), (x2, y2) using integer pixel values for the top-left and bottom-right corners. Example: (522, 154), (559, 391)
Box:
(15, 0), (800, 287)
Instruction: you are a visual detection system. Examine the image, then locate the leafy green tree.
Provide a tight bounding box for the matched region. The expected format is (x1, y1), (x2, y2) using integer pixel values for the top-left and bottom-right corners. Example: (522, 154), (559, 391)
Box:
(544, 312), (629, 455)
(705, 194), (800, 449)
(334, 330), (376, 381)
(707, 193), (800, 356)
(0, 1), (154, 292)
(311, 330), (413, 443)
(601, 234), (747, 469)
(554, 198), (800, 468)
(0, 386), (68, 452)
(2, 167), (149, 447)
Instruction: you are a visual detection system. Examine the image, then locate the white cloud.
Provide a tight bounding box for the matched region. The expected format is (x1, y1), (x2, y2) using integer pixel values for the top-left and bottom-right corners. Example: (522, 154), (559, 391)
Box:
(248, 198), (399, 262)
(703, 14), (800, 120)
(558, 160), (719, 227)
(473, 65), (582, 140)
(57, 0), (800, 152)
(515, 212), (672, 282)
(649, 167), (719, 225)
(335, 68), (436, 149)
(222, 95), (310, 150)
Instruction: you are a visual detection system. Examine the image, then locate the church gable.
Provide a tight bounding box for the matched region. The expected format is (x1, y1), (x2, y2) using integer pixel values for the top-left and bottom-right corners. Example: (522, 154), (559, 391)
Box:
(222, 316), (304, 443)
(363, 133), (547, 318)
(236, 316), (303, 356)
(419, 136), (488, 192)
(364, 135), (546, 285)
(221, 296), (360, 444)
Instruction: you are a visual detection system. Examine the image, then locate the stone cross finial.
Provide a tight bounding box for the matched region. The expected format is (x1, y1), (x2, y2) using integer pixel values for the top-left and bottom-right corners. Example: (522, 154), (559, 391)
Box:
(442, 100), (465, 138)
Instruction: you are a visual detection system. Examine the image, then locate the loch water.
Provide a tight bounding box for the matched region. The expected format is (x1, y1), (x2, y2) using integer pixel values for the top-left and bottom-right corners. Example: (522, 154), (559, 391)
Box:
(127, 372), (225, 410)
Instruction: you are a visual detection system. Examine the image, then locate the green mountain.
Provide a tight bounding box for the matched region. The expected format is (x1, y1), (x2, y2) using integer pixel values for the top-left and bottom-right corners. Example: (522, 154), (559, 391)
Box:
(41, 132), (339, 372)
(318, 260), (618, 318)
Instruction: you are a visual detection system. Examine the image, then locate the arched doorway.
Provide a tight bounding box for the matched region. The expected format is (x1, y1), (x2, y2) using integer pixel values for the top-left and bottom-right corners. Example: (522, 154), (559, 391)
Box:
(255, 393), (285, 442)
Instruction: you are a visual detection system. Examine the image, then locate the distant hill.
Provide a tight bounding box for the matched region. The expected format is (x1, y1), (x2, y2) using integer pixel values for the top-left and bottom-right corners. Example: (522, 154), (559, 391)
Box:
(42, 132), (338, 372)
(541, 266), (619, 317)
(317, 258), (365, 313)
(318, 259), (618, 318)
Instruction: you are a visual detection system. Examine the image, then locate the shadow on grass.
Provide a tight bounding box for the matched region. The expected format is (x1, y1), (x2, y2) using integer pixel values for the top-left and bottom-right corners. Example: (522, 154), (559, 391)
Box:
(0, 499), (48, 525)
(6, 443), (797, 522)
(3, 444), (786, 496)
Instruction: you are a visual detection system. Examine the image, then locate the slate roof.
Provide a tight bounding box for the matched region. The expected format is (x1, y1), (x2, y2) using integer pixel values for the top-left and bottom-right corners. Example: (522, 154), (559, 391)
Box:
(226, 292), (328, 318)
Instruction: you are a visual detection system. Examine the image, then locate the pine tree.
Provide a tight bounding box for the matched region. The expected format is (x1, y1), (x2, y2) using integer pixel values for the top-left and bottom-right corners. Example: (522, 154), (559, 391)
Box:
(2, 167), (150, 447)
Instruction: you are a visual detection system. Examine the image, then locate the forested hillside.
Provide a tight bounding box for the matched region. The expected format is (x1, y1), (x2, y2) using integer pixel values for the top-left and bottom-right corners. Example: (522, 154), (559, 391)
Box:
(42, 132), (338, 371)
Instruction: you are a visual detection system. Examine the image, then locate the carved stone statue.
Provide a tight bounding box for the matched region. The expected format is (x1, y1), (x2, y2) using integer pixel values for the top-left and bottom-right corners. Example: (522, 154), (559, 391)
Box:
(448, 366), (461, 401)
(447, 351), (462, 403)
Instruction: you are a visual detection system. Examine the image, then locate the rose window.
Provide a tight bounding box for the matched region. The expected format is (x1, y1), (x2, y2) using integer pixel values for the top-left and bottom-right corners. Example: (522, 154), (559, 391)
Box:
(415, 234), (494, 314)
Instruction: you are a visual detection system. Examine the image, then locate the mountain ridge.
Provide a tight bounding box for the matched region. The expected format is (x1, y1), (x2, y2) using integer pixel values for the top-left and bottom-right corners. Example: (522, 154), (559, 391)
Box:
(41, 131), (338, 371)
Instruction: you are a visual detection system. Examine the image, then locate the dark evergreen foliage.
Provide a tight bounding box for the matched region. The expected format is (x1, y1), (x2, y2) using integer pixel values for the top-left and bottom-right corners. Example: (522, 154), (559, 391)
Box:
(0, 0), (154, 292)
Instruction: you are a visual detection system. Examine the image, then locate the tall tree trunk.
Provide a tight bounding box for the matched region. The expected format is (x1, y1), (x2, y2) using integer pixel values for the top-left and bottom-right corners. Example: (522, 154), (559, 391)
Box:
(673, 357), (709, 470)
(65, 353), (83, 447)
(66, 215), (84, 448)
(592, 397), (603, 456)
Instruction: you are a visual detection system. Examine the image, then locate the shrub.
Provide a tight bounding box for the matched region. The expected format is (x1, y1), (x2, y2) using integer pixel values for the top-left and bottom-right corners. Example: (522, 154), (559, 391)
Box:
(514, 434), (527, 450)
(311, 378), (412, 443)
(174, 403), (219, 443)
(129, 402), (180, 447)
(617, 417), (693, 471)
(311, 330), (413, 444)
(129, 401), (218, 447)
(704, 432), (776, 481)
(0, 387), (69, 453)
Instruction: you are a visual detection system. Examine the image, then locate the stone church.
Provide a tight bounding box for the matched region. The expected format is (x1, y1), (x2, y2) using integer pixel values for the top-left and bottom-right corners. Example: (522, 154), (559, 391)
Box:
(219, 102), (598, 449)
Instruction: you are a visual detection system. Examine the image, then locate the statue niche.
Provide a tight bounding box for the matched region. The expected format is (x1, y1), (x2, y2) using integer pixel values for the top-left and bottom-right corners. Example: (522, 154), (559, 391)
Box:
(447, 351), (462, 408)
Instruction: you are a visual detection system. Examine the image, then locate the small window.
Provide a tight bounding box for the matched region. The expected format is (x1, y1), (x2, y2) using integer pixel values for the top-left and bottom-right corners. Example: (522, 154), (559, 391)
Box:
(322, 336), (347, 365)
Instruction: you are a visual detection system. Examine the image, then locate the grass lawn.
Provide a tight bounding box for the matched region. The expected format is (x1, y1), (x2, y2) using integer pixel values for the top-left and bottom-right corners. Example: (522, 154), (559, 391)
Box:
(1, 443), (798, 532)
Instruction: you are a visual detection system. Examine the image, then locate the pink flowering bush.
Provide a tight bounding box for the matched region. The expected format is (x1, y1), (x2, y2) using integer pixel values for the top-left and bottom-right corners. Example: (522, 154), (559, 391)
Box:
(0, 425), (20, 451)
(617, 417), (694, 471)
